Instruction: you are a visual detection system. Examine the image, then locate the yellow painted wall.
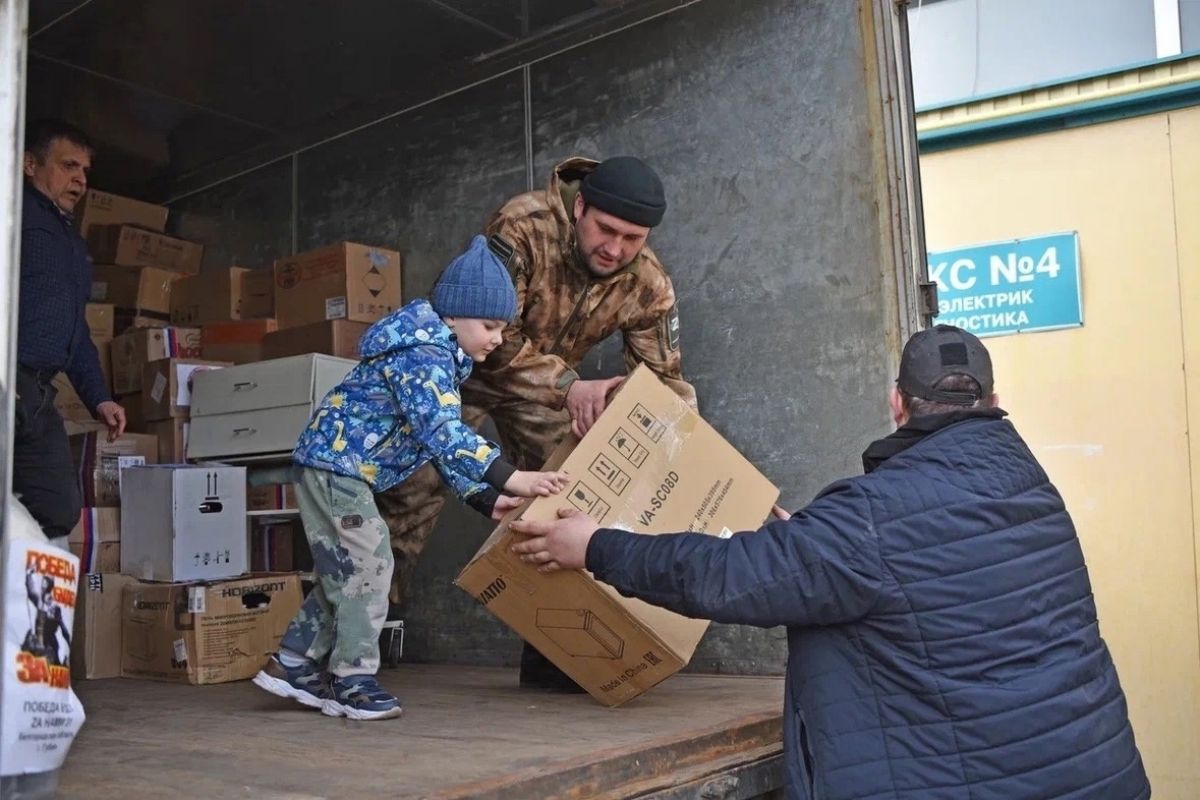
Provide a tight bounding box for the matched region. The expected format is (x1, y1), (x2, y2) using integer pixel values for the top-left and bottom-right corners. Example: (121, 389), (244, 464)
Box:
(920, 111), (1200, 798)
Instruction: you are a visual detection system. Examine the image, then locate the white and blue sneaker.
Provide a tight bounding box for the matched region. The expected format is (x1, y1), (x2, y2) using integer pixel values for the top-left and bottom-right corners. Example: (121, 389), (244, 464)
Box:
(252, 655), (331, 709)
(321, 674), (403, 721)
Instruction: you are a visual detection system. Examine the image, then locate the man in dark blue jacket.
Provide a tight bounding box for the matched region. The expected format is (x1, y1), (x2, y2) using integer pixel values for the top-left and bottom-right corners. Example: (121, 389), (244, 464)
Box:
(512, 325), (1149, 800)
(16, 119), (125, 544)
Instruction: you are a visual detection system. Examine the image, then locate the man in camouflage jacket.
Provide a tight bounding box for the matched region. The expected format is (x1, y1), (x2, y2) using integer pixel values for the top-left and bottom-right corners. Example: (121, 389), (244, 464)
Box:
(379, 155), (696, 688)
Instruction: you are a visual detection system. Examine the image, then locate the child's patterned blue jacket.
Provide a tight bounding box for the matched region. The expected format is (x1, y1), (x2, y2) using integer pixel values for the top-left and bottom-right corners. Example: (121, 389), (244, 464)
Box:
(293, 299), (509, 499)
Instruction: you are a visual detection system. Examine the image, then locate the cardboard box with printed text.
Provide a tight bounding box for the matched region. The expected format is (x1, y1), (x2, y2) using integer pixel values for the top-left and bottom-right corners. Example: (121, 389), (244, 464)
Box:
(75, 189), (167, 239)
(273, 242), (401, 329)
(88, 224), (203, 275)
(120, 465), (248, 582)
(456, 365), (779, 707)
(69, 432), (159, 507)
(120, 573), (301, 685)
(170, 267), (248, 325)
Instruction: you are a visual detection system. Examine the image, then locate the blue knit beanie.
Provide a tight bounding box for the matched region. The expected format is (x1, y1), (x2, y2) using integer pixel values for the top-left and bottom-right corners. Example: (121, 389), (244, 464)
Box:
(430, 235), (517, 322)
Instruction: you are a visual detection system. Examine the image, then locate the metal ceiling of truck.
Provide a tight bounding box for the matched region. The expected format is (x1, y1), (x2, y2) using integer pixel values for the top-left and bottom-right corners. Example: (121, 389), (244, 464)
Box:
(23, 0), (624, 197)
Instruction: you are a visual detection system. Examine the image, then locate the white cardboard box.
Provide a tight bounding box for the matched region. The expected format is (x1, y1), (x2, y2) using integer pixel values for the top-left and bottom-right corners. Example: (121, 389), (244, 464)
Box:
(120, 465), (248, 582)
(188, 353), (355, 462)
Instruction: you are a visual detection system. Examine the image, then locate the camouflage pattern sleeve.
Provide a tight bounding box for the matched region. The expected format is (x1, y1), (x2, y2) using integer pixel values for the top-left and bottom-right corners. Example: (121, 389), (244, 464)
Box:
(622, 271), (698, 410)
(477, 211), (579, 409)
(380, 347), (498, 500)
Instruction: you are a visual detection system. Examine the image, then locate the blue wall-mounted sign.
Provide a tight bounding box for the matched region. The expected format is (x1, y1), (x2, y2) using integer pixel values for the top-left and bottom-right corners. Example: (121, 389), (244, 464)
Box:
(927, 232), (1082, 337)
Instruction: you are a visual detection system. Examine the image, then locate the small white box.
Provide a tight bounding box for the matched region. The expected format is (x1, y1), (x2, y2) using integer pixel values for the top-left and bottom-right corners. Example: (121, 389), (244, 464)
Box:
(120, 465), (248, 582)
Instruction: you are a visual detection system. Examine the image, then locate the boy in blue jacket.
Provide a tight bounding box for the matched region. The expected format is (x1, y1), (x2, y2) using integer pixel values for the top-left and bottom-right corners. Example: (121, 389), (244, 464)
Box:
(255, 235), (568, 720)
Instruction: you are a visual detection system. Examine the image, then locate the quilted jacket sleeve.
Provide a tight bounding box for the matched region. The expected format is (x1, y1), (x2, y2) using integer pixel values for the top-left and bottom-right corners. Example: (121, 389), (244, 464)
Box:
(381, 346), (501, 500)
(585, 480), (882, 628)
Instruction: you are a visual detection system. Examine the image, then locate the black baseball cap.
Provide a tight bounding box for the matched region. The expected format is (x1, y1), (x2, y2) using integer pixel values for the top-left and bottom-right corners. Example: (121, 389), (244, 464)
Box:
(897, 325), (993, 405)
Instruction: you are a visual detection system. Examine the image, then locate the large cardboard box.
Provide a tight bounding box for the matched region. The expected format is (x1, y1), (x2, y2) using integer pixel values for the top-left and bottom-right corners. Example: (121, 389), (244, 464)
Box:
(92, 264), (180, 319)
(261, 319), (368, 360)
(273, 242), (401, 329)
(88, 224), (203, 275)
(120, 573), (302, 685)
(85, 303), (115, 343)
(142, 358), (230, 421)
(75, 189), (167, 239)
(69, 432), (159, 507)
(111, 326), (201, 395)
(72, 573), (138, 680)
(147, 418), (189, 463)
(68, 507), (121, 573)
(456, 366), (779, 707)
(241, 269), (274, 319)
(170, 267), (249, 325)
(199, 319), (277, 365)
(120, 465), (248, 582)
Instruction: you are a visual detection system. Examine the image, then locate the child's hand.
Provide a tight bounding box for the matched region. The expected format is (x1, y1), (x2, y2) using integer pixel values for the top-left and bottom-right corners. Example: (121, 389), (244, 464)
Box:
(504, 469), (570, 498)
(491, 494), (524, 520)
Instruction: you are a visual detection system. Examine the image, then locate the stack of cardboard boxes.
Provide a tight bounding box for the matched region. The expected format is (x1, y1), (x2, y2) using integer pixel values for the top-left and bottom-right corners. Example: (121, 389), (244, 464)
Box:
(63, 209), (406, 687)
(66, 423), (159, 681)
(195, 242), (404, 574)
(116, 463), (305, 685)
(173, 266), (277, 364)
(82, 189), (197, 334)
(66, 429), (159, 572)
(260, 241), (400, 359)
(71, 461), (305, 685)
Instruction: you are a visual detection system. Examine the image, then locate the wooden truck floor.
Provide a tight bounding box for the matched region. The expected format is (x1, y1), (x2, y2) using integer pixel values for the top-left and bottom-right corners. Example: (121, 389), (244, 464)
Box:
(58, 665), (785, 799)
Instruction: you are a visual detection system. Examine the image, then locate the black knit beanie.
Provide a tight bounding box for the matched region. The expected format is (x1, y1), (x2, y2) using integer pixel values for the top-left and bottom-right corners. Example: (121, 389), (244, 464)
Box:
(579, 156), (666, 228)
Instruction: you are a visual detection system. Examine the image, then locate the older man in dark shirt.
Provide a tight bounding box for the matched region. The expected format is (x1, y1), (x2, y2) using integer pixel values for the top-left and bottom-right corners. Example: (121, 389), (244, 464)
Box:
(16, 119), (124, 544)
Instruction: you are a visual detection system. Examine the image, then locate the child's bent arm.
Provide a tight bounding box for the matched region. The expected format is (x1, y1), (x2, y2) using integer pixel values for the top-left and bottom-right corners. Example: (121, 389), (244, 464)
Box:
(383, 352), (499, 493)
